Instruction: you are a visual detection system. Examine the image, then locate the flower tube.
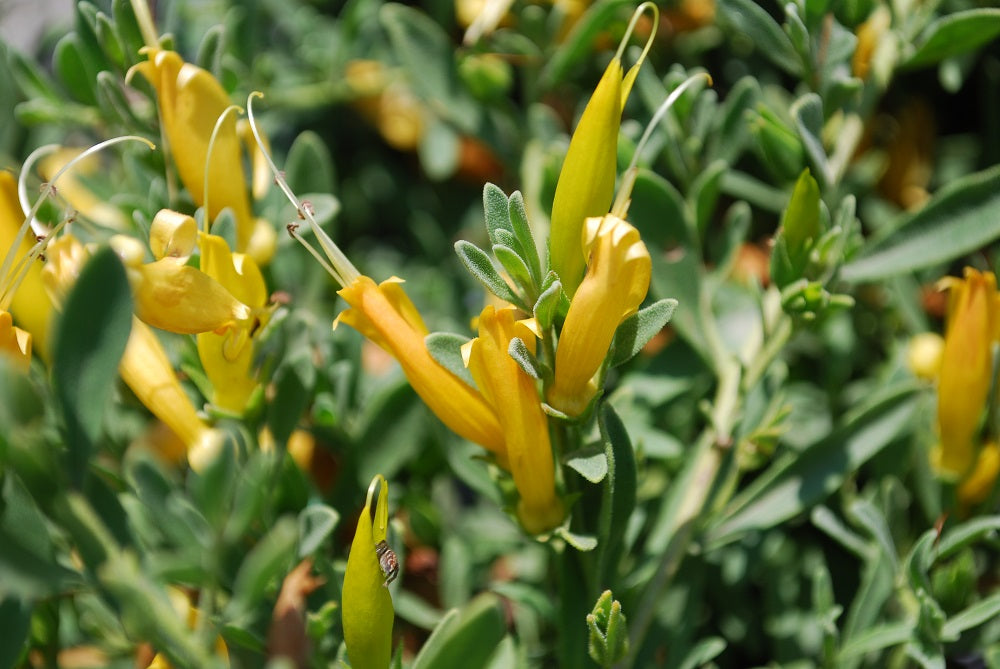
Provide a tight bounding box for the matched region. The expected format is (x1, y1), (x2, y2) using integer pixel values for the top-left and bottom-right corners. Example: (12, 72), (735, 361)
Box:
(548, 215), (651, 417)
(934, 268), (1000, 478)
(464, 306), (564, 533)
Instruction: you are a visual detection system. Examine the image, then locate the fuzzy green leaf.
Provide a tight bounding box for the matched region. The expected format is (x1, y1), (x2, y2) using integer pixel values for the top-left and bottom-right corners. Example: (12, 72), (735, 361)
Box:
(792, 94), (829, 188)
(52, 246), (133, 486)
(508, 337), (544, 380)
(483, 183), (512, 244)
(609, 299), (678, 367)
(508, 191), (541, 285)
(425, 332), (476, 388)
(454, 240), (523, 308)
(903, 9), (1000, 69)
(493, 244), (533, 295)
(533, 273), (565, 331)
(597, 405), (637, 583)
(840, 164), (1000, 282)
(286, 131), (337, 195)
(717, 0), (802, 76)
(227, 517), (298, 621)
(299, 504), (340, 557)
(565, 450), (608, 484)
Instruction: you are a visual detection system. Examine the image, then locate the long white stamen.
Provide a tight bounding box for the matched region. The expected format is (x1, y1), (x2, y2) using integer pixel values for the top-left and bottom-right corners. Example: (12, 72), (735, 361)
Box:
(1, 136), (155, 306)
(246, 92), (358, 288)
(287, 225), (342, 282)
(203, 104), (244, 234)
(0, 215), (73, 310)
(612, 72), (712, 217)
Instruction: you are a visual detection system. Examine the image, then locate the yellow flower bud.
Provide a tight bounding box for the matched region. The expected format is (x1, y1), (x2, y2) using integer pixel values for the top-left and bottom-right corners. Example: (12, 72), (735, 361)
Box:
(906, 332), (943, 381)
(549, 215), (650, 416)
(464, 306), (564, 534)
(935, 268), (1000, 478)
(336, 275), (506, 456)
(342, 474), (394, 669)
(549, 4), (656, 296)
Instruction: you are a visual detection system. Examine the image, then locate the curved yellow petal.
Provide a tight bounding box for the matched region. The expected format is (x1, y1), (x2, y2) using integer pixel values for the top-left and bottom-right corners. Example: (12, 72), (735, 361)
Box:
(129, 49), (255, 251)
(336, 276), (506, 456)
(467, 306), (563, 534)
(130, 258), (251, 335)
(0, 309), (31, 371)
(342, 474), (394, 669)
(549, 215), (650, 416)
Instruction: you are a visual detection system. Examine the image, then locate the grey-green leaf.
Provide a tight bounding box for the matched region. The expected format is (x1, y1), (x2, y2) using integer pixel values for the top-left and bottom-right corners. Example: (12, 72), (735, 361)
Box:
(299, 504), (340, 557)
(706, 384), (920, 548)
(717, 0), (802, 76)
(903, 9), (1000, 69)
(410, 593), (506, 669)
(840, 164), (1000, 282)
(425, 332), (476, 388)
(52, 246), (133, 486)
(454, 240), (523, 308)
(609, 299), (677, 367)
(566, 450), (608, 484)
(508, 337), (544, 380)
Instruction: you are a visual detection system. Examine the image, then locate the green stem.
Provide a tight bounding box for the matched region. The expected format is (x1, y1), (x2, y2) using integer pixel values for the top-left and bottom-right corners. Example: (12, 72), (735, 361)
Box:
(129, 0), (160, 49)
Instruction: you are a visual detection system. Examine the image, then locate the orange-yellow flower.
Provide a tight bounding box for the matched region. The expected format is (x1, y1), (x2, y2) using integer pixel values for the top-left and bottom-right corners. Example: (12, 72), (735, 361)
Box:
(549, 214), (651, 416)
(128, 49), (258, 253)
(336, 276), (505, 455)
(464, 305), (563, 533)
(0, 309), (31, 370)
(934, 268), (1000, 478)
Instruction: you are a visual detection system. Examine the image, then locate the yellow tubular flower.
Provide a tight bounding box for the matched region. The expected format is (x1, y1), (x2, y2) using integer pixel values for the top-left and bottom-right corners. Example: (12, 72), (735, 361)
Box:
(196, 231), (268, 413)
(120, 318), (225, 472)
(342, 474), (394, 669)
(934, 268), (1000, 478)
(549, 215), (651, 417)
(0, 171), (54, 358)
(121, 210), (253, 335)
(549, 4), (656, 296)
(464, 306), (564, 534)
(38, 149), (129, 229)
(127, 49), (256, 252)
(0, 310), (31, 370)
(336, 276), (506, 456)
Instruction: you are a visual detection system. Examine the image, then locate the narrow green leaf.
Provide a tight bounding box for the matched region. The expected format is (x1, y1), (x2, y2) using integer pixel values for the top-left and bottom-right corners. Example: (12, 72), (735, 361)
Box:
(691, 160), (727, 236)
(425, 332), (476, 388)
(556, 527), (599, 551)
(454, 240), (524, 308)
(677, 637), (727, 669)
(493, 244), (533, 295)
(507, 191), (541, 285)
(95, 12), (126, 70)
(903, 9), (1000, 69)
(508, 337), (544, 380)
(299, 504), (340, 557)
(792, 94), (829, 187)
(706, 384), (920, 547)
(419, 118), (460, 181)
(483, 183), (512, 244)
(838, 622), (913, 661)
(717, 0), (802, 76)
(228, 517), (298, 621)
(533, 273), (565, 331)
(52, 246), (133, 486)
(0, 598), (32, 669)
(597, 405), (637, 581)
(609, 299), (678, 367)
(538, 0), (632, 89)
(286, 131), (337, 196)
(95, 70), (144, 128)
(196, 24), (225, 79)
(840, 164), (1000, 282)
(111, 0), (146, 66)
(410, 593), (506, 669)
(937, 517), (1000, 560)
(8, 49), (62, 102)
(53, 34), (98, 106)
(707, 76), (760, 165)
(942, 591), (1000, 639)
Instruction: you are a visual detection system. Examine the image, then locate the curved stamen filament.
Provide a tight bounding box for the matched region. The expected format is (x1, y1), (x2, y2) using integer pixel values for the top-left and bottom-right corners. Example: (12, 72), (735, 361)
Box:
(1, 136), (155, 305)
(246, 92), (359, 288)
(611, 72), (713, 217)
